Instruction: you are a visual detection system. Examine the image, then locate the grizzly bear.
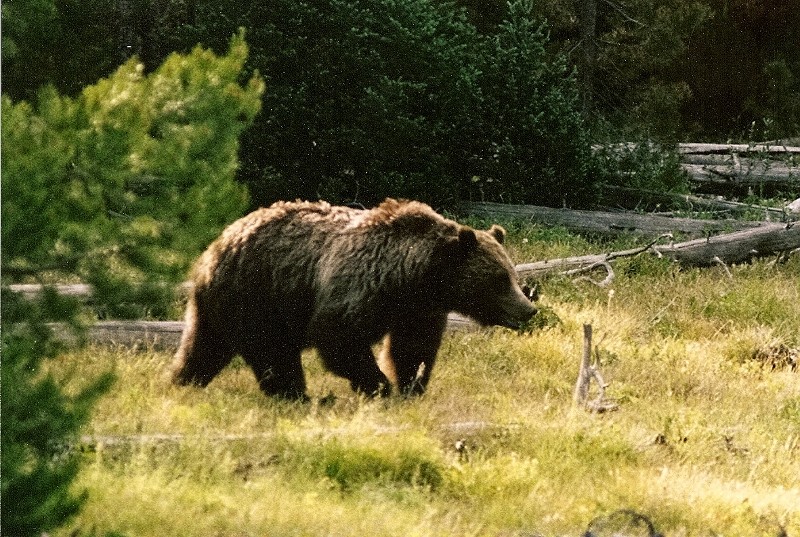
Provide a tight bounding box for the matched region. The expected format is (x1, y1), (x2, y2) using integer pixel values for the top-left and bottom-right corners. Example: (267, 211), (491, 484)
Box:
(171, 198), (535, 399)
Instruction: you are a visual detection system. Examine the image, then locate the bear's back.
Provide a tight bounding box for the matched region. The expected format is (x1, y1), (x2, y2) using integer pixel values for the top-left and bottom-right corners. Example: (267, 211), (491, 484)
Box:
(193, 202), (345, 284)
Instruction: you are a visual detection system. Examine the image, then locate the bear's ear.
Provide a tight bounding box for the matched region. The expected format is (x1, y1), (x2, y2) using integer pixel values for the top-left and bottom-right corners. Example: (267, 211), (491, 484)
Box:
(443, 227), (478, 259)
(488, 224), (506, 244)
(458, 227), (478, 251)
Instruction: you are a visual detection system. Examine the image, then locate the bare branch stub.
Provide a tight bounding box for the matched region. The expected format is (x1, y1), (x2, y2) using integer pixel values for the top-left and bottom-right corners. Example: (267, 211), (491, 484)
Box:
(574, 323), (594, 405)
(574, 323), (618, 413)
(712, 256), (734, 279)
(569, 260), (615, 288)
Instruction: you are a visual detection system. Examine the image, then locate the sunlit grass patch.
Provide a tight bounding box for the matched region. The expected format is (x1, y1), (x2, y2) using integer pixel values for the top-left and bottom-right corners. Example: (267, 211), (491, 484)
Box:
(46, 225), (800, 536)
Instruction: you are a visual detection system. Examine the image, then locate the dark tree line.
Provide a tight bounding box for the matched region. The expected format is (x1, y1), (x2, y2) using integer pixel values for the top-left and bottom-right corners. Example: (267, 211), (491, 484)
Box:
(7, 0), (796, 209)
(447, 0), (800, 141)
(3, 0), (799, 208)
(3, 0), (592, 208)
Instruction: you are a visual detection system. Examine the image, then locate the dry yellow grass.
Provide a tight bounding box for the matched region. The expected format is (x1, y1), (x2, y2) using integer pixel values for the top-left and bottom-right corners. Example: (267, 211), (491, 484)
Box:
(50, 228), (799, 536)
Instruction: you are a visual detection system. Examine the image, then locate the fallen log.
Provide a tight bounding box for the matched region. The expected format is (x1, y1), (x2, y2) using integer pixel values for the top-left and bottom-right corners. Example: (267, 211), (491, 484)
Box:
(47, 320), (186, 349)
(678, 144), (800, 196)
(683, 162), (799, 194)
(653, 221), (800, 266)
(44, 314), (481, 349)
(517, 222), (800, 278)
(516, 240), (667, 278)
(600, 185), (791, 220)
(6, 282), (192, 301)
(464, 202), (764, 237)
(594, 142), (800, 155)
(677, 143), (800, 155)
(595, 142), (800, 197)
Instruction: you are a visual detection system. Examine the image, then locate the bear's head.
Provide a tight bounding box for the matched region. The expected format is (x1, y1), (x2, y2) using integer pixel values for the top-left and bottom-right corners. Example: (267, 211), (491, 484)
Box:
(443, 224), (537, 329)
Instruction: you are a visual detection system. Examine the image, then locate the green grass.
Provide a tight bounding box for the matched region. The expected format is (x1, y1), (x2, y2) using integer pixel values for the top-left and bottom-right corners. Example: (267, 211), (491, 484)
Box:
(49, 226), (799, 536)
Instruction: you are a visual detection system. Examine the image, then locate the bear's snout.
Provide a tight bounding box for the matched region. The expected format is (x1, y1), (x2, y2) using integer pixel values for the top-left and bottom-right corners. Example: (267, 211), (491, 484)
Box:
(501, 285), (537, 328)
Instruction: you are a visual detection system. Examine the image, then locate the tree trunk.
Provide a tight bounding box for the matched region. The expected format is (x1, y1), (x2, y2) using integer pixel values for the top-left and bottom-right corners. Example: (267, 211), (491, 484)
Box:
(464, 202), (764, 237)
(682, 162), (800, 196)
(46, 314), (479, 349)
(653, 222), (800, 266)
(516, 222), (800, 277)
(678, 143), (800, 155)
(600, 185), (791, 219)
(579, 0), (597, 115)
(595, 142), (800, 196)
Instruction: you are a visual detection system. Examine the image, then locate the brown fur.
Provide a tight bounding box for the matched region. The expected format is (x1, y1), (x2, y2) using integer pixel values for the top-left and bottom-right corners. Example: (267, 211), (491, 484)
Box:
(171, 198), (535, 399)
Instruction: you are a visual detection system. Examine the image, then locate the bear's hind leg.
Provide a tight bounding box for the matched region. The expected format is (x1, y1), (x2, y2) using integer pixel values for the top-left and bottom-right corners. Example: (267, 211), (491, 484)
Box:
(317, 343), (391, 398)
(171, 304), (235, 387)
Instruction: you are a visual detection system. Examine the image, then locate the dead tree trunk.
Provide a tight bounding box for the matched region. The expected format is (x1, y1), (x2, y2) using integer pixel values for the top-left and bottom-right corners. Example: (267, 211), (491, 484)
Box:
(516, 222), (800, 277)
(43, 314), (480, 349)
(669, 142), (800, 196)
(464, 202), (764, 237)
(594, 142), (800, 196)
(653, 222), (800, 266)
(600, 185), (792, 220)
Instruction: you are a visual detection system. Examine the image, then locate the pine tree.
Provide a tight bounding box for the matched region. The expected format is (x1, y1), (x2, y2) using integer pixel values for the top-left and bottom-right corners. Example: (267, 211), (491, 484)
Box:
(1, 33), (263, 535)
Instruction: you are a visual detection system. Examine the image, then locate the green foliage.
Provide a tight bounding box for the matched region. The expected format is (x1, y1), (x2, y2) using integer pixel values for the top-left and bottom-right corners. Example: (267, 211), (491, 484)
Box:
(592, 0), (714, 138)
(467, 1), (592, 206)
(1, 292), (115, 536)
(2, 33), (262, 307)
(236, 0), (591, 207)
(17, 0), (589, 208)
(5, 0), (800, 147)
(1, 34), (262, 535)
(176, 0), (484, 206)
(1, 0), (121, 101)
(592, 141), (689, 193)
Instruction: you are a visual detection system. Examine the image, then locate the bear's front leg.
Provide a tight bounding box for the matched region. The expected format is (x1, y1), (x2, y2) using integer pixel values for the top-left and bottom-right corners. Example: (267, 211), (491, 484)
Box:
(382, 313), (448, 396)
(317, 342), (391, 398)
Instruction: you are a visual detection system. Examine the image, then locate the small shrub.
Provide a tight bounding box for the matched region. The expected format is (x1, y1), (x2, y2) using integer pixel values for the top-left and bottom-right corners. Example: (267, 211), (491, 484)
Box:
(1, 308), (114, 536)
(593, 141), (689, 196)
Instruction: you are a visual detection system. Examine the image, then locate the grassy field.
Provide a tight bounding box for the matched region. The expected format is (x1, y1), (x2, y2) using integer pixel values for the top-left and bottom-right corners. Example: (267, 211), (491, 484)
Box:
(49, 225), (799, 536)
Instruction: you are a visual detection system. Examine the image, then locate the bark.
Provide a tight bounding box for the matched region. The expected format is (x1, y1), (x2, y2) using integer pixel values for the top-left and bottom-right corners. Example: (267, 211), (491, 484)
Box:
(683, 162), (800, 193)
(516, 222), (799, 277)
(464, 202), (764, 237)
(46, 315), (478, 349)
(600, 185), (790, 219)
(652, 221), (800, 266)
(47, 320), (186, 349)
(595, 142), (800, 196)
(678, 144), (800, 197)
(678, 143), (800, 155)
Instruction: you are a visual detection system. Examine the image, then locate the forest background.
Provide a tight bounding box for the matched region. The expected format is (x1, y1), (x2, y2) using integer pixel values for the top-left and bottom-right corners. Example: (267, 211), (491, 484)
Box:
(4, 0), (800, 210)
(2, 0), (799, 535)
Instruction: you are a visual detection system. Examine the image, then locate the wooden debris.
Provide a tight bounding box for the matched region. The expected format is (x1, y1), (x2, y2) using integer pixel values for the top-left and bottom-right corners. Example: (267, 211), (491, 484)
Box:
(464, 202), (763, 238)
(573, 323), (618, 413)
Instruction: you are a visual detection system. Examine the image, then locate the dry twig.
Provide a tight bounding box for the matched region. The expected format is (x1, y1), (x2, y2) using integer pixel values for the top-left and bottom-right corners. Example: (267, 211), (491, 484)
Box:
(573, 324), (618, 413)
